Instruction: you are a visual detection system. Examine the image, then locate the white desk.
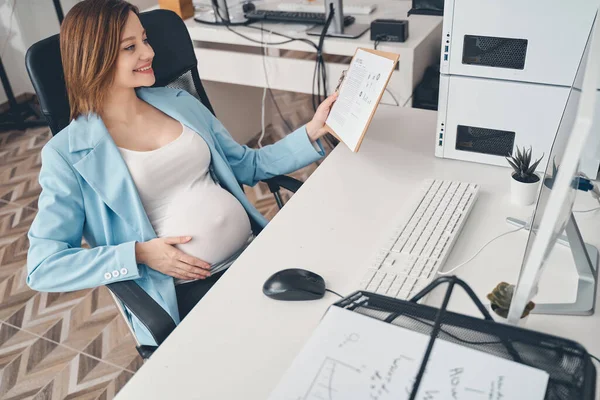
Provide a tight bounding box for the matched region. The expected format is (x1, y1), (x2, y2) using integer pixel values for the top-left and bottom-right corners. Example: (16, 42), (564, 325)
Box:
(181, 0), (442, 106)
(118, 106), (600, 399)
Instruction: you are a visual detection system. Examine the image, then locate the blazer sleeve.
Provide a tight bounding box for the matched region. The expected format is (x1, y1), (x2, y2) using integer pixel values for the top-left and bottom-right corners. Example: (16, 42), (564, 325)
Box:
(177, 90), (325, 187)
(27, 144), (140, 293)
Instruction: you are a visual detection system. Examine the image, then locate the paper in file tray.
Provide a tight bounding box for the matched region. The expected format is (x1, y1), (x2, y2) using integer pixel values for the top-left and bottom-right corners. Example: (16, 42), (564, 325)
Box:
(269, 276), (596, 400)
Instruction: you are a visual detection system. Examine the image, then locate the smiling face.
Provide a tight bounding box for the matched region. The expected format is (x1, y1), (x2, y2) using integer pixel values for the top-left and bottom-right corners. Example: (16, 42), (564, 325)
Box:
(112, 11), (156, 90)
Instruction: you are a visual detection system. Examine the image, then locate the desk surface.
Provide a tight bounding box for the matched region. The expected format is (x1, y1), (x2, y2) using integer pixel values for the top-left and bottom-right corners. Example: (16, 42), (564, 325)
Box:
(118, 106), (600, 399)
(185, 0), (442, 56)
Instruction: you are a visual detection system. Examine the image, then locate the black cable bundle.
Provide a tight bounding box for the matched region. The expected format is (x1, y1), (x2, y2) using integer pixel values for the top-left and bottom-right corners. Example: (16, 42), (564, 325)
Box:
(312, 4), (335, 111)
(197, 0), (332, 114)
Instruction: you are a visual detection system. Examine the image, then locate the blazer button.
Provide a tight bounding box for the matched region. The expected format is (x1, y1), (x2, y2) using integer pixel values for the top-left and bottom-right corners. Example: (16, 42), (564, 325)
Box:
(104, 272), (112, 280)
(112, 270), (120, 278)
(120, 268), (128, 275)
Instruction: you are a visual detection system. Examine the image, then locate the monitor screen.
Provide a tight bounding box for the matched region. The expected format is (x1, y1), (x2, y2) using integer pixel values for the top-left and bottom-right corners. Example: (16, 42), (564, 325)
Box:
(514, 22), (594, 305)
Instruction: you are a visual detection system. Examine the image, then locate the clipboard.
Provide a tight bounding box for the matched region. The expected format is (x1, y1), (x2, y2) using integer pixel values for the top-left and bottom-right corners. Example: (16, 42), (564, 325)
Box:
(325, 48), (399, 152)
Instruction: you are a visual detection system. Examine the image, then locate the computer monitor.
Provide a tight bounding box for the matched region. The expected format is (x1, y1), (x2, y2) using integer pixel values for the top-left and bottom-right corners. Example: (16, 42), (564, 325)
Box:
(507, 14), (600, 324)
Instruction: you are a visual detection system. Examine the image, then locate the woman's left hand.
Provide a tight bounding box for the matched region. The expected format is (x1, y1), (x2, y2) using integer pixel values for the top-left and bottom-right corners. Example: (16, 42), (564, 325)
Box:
(306, 92), (339, 142)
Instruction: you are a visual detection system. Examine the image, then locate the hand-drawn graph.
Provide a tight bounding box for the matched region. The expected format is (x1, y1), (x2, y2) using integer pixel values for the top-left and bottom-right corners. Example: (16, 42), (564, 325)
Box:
(302, 357), (364, 400)
(274, 308), (549, 400)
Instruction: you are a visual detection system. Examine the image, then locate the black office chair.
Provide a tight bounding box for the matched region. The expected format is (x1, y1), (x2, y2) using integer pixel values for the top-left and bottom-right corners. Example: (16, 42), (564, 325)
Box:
(25, 9), (304, 359)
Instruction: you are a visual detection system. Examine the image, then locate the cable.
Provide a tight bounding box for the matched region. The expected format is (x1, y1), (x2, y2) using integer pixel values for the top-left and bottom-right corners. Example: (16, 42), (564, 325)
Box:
(311, 52), (320, 111)
(591, 353), (600, 364)
(204, 1), (329, 128)
(438, 226), (525, 276)
(260, 90), (267, 146)
(268, 89), (294, 133)
(373, 37), (411, 107)
(245, 24), (319, 51)
(573, 175), (600, 213)
(384, 88), (399, 106)
(203, 6), (326, 113)
(311, 4), (334, 111)
(577, 173), (600, 203)
(373, 34), (389, 51)
(194, 16), (250, 26)
(574, 207), (600, 214)
(326, 288), (344, 298)
(247, 23), (326, 112)
(224, 23), (307, 46)
(257, 27), (295, 141)
(258, 24), (268, 148)
(203, 19), (318, 51)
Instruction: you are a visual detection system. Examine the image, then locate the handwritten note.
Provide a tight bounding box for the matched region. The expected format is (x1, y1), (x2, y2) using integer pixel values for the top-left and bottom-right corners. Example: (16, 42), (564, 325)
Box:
(268, 307), (549, 400)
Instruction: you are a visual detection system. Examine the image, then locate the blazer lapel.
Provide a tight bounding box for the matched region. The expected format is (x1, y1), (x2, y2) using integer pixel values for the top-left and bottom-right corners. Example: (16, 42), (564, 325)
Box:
(70, 116), (157, 242)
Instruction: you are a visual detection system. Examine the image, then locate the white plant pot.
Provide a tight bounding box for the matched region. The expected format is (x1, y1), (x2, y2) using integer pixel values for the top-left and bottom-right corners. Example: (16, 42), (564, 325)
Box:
(510, 173), (541, 206)
(487, 303), (529, 327)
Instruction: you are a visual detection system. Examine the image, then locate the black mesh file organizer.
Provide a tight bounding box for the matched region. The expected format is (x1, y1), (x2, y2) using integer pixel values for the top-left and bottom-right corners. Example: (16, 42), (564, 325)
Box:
(332, 276), (596, 400)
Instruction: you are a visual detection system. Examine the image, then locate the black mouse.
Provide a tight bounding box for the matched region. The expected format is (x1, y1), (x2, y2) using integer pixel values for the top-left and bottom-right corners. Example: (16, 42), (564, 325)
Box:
(263, 268), (326, 301)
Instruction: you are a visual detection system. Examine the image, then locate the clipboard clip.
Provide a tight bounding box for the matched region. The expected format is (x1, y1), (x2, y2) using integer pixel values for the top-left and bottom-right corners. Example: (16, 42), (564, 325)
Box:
(335, 70), (348, 93)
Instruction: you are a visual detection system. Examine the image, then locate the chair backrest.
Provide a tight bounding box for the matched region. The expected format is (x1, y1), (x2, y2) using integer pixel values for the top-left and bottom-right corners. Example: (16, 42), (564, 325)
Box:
(25, 9), (215, 136)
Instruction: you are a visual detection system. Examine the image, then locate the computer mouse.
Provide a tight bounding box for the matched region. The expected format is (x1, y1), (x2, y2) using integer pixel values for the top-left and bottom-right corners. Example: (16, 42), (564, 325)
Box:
(263, 268), (326, 301)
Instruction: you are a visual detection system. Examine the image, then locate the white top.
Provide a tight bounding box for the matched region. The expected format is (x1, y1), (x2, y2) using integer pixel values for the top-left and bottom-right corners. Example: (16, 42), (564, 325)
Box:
(117, 107), (600, 399)
(118, 123), (252, 283)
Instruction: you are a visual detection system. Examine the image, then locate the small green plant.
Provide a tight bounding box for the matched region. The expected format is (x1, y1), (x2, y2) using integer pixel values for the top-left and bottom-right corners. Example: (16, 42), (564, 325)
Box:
(487, 282), (535, 319)
(506, 146), (544, 184)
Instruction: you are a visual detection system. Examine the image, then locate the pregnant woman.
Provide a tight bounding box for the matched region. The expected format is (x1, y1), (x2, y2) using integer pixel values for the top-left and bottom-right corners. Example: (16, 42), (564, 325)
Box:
(26, 0), (337, 346)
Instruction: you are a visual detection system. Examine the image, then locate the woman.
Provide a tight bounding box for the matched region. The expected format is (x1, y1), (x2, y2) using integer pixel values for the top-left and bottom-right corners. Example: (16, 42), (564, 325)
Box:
(26, 0), (337, 346)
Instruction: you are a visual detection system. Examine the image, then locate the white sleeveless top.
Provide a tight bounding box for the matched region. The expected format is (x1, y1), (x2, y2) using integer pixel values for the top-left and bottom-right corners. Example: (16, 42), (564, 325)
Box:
(118, 123), (252, 284)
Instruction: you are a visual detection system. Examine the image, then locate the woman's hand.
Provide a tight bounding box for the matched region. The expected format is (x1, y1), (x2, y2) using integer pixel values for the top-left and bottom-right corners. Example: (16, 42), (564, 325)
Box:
(135, 236), (211, 280)
(305, 92), (339, 142)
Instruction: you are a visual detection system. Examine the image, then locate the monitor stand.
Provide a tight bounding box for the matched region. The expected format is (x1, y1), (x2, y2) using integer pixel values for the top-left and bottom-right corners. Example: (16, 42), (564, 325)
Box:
(507, 214), (599, 316)
(306, 0), (370, 39)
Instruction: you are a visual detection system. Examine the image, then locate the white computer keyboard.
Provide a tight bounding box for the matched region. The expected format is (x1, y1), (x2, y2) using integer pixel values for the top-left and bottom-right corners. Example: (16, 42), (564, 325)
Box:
(277, 2), (376, 15)
(359, 179), (479, 300)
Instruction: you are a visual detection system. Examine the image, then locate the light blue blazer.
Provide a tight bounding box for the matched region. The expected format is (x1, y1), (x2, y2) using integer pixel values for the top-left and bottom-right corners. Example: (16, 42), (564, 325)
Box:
(27, 87), (324, 346)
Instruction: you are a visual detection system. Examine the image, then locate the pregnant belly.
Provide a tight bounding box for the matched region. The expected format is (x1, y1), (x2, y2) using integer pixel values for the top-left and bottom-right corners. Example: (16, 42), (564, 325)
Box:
(157, 184), (252, 265)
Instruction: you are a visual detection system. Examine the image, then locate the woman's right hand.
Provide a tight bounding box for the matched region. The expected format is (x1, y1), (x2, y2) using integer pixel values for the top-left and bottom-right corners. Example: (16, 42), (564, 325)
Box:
(135, 236), (211, 280)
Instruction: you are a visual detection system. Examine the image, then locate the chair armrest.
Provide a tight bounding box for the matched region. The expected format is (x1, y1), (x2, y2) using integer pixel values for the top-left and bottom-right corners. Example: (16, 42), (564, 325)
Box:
(107, 280), (176, 346)
(262, 175), (303, 194)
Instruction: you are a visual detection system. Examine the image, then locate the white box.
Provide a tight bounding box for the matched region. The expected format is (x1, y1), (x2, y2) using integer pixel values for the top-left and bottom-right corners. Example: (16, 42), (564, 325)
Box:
(440, 0), (597, 87)
(435, 74), (570, 170)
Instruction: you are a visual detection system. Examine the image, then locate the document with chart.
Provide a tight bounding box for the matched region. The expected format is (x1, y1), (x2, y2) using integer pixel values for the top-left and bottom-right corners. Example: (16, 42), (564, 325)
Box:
(268, 306), (549, 400)
(325, 48), (399, 152)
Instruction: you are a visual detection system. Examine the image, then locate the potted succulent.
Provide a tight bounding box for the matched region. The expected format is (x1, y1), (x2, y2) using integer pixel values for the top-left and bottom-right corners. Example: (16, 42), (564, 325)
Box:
(486, 282), (535, 325)
(506, 146), (544, 206)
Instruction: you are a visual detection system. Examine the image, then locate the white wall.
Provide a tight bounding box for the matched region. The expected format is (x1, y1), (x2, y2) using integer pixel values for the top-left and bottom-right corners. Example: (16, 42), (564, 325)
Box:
(0, 0), (155, 105)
